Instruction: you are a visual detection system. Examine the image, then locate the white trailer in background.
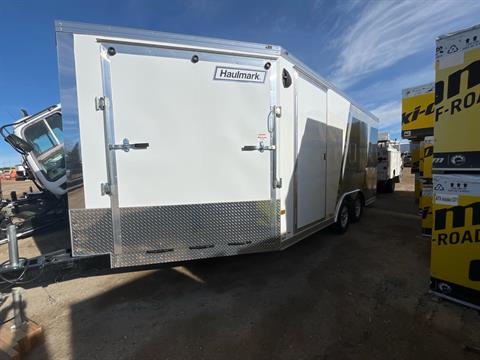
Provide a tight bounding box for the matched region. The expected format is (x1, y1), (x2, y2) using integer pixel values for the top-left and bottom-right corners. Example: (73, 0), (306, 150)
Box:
(377, 133), (402, 193)
(6, 21), (378, 269)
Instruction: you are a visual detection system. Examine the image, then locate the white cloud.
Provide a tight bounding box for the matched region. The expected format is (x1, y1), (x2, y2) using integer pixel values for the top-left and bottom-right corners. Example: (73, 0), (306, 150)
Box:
(344, 68), (430, 141)
(352, 64), (433, 108)
(331, 0), (480, 88)
(315, 0), (362, 12)
(371, 101), (401, 130)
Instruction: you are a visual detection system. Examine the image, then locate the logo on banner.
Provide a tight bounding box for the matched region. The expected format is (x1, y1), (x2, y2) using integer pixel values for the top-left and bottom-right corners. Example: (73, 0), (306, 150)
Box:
(433, 201), (480, 246)
(450, 154), (466, 166)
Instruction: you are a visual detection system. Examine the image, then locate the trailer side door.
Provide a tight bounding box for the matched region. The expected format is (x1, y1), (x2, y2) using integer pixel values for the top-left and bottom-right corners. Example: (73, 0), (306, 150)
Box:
(295, 74), (327, 230)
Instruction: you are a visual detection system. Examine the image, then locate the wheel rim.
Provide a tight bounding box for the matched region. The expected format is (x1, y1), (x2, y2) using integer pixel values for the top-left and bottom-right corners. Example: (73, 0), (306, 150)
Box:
(354, 199), (362, 218)
(340, 206), (349, 228)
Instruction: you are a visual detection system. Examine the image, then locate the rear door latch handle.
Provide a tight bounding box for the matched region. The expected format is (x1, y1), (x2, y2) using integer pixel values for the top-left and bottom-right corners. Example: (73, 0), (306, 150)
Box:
(241, 141), (275, 153)
(109, 138), (150, 152)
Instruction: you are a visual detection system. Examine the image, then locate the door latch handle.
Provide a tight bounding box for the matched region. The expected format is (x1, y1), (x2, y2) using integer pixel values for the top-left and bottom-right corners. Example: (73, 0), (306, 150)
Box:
(109, 138), (150, 152)
(241, 142), (275, 153)
(241, 145), (261, 151)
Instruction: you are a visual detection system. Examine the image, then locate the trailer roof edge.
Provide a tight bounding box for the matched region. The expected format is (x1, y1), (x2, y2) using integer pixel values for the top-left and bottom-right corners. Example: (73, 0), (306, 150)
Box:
(281, 49), (379, 123)
(55, 20), (282, 57)
(54, 20), (379, 123)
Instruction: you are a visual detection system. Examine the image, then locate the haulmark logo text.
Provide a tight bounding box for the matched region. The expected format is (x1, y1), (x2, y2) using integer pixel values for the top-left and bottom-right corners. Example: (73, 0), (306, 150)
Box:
(214, 66), (266, 83)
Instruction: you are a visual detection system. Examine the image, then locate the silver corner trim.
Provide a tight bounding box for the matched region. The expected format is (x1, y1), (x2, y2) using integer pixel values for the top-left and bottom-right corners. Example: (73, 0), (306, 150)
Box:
(268, 61), (279, 239)
(56, 30), (85, 209)
(341, 109), (353, 180)
(99, 45), (123, 255)
(293, 84), (299, 232)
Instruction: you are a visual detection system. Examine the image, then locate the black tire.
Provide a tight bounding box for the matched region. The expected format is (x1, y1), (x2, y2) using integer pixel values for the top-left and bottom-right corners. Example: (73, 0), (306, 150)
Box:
(376, 182), (384, 193)
(335, 200), (350, 234)
(386, 179), (395, 193)
(350, 195), (363, 223)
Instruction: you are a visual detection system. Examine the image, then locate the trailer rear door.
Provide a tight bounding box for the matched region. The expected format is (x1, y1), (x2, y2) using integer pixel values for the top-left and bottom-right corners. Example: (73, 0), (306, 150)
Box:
(97, 43), (279, 267)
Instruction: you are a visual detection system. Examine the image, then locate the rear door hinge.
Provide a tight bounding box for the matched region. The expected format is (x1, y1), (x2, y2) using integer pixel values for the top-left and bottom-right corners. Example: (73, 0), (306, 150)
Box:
(274, 178), (282, 188)
(101, 182), (111, 196)
(274, 105), (282, 118)
(95, 96), (106, 111)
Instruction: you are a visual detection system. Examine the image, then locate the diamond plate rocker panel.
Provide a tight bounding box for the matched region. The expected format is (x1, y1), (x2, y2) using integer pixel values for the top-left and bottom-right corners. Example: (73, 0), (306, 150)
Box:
(70, 208), (114, 256)
(70, 200), (280, 267)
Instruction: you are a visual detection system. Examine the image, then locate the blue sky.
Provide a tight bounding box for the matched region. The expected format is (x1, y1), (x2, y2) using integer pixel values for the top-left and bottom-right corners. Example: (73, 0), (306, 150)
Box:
(1, 0), (480, 166)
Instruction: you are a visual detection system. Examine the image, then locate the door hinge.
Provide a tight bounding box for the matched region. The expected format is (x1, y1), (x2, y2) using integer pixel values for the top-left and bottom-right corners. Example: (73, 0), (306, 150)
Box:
(95, 96), (106, 111)
(274, 178), (283, 188)
(101, 182), (111, 196)
(274, 105), (282, 118)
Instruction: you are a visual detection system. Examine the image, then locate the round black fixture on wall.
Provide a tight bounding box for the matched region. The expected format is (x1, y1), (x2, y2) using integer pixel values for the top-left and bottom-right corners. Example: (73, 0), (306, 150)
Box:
(107, 47), (116, 56)
(282, 69), (292, 88)
(191, 55), (199, 63)
(264, 62), (271, 70)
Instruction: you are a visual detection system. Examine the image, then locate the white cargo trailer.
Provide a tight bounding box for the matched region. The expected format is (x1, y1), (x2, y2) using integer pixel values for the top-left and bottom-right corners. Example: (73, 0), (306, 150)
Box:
(8, 21), (378, 269)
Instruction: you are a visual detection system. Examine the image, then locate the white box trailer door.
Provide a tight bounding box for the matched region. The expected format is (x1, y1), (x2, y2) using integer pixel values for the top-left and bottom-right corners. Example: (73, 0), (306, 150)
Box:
(105, 45), (274, 207)
(69, 39), (281, 267)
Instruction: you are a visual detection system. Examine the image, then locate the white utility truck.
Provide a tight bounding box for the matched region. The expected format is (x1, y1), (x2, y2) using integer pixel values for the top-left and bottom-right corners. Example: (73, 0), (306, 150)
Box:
(377, 133), (402, 193)
(2, 21), (378, 270)
(14, 165), (27, 181)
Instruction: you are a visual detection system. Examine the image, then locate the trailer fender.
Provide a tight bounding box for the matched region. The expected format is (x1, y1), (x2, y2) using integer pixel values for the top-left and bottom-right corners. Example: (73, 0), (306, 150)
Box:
(334, 189), (363, 223)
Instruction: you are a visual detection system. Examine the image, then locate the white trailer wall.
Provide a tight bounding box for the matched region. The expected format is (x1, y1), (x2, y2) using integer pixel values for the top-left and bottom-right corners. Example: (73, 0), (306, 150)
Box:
(326, 90), (351, 217)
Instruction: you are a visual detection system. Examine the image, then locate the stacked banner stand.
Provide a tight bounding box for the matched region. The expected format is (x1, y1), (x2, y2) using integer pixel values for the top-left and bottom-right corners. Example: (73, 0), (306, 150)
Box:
(430, 25), (480, 310)
(402, 24), (480, 309)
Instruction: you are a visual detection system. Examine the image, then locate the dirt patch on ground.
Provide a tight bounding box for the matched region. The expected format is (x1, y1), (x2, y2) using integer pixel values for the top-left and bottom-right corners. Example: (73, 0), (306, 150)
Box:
(1, 179), (38, 200)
